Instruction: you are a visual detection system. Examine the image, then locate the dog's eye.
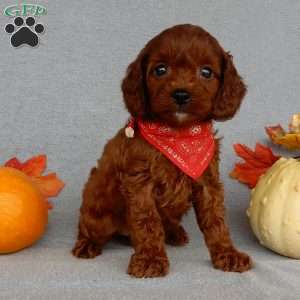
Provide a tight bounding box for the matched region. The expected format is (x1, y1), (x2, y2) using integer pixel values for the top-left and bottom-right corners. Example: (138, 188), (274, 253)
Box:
(154, 64), (168, 77)
(200, 67), (213, 79)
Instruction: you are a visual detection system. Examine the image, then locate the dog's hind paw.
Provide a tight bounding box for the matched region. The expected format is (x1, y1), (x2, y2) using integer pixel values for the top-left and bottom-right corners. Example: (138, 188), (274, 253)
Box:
(72, 239), (102, 259)
(165, 225), (189, 246)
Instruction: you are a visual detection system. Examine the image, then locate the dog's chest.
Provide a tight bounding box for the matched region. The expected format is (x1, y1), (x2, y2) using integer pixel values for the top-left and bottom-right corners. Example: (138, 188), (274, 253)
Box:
(151, 153), (193, 213)
(123, 132), (197, 213)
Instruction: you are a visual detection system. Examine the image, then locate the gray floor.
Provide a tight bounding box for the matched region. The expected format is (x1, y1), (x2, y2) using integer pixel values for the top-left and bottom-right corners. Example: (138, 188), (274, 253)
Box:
(1, 209), (300, 300)
(0, 1), (300, 299)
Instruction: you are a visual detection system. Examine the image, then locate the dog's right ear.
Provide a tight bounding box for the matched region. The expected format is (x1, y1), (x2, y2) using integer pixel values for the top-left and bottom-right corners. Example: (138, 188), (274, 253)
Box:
(121, 51), (148, 117)
(212, 52), (247, 121)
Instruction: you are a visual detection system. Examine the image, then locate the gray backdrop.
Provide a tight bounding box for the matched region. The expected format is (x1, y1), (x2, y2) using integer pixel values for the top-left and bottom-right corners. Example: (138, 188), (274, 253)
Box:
(0, 1), (300, 299)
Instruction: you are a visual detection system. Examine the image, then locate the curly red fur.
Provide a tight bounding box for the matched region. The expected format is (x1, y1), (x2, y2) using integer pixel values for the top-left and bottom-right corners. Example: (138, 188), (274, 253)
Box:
(72, 24), (252, 277)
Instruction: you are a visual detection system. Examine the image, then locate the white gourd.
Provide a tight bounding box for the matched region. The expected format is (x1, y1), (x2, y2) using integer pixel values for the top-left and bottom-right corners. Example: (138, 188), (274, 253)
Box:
(247, 157), (300, 258)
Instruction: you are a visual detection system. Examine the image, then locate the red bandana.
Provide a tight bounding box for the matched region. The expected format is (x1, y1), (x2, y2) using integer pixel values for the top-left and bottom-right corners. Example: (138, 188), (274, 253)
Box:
(125, 118), (216, 180)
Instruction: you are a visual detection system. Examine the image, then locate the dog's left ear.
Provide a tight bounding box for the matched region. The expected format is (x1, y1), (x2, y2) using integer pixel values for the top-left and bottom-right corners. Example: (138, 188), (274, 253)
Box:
(121, 50), (148, 118)
(212, 52), (247, 120)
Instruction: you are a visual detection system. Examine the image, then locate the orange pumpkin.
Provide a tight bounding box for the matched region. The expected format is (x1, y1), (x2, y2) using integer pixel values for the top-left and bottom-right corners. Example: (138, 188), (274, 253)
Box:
(0, 155), (64, 254)
(0, 167), (48, 253)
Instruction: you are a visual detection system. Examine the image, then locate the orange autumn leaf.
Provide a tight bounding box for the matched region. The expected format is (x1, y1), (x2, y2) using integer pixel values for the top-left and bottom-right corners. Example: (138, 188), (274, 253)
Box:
(32, 173), (65, 198)
(4, 155), (47, 176)
(21, 155), (47, 177)
(4, 157), (23, 169)
(3, 155), (65, 210)
(230, 143), (280, 188)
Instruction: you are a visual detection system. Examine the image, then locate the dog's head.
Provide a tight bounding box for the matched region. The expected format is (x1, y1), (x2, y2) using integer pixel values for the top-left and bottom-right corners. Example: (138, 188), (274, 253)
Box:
(122, 24), (246, 127)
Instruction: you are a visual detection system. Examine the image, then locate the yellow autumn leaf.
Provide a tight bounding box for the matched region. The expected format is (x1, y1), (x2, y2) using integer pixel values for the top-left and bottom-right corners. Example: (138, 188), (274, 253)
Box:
(265, 114), (300, 151)
(272, 133), (300, 150)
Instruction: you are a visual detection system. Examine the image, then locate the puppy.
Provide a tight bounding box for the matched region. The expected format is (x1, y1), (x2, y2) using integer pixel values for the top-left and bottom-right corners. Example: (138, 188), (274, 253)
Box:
(72, 24), (252, 277)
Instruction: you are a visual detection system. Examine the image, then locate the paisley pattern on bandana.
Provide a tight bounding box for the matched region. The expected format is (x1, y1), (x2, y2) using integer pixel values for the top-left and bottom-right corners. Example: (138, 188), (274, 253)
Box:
(135, 119), (215, 180)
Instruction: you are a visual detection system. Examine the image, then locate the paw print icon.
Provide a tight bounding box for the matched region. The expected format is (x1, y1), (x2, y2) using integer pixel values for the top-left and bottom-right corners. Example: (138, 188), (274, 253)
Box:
(5, 17), (45, 47)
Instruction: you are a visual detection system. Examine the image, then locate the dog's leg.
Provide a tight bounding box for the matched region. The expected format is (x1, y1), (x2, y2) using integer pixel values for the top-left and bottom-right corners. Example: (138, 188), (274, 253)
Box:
(72, 165), (119, 259)
(123, 177), (169, 278)
(164, 221), (189, 246)
(192, 178), (252, 272)
(159, 212), (189, 246)
(72, 213), (117, 259)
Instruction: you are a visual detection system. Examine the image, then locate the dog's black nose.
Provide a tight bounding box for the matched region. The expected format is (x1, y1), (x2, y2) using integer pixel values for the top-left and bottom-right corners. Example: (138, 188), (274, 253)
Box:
(171, 89), (191, 105)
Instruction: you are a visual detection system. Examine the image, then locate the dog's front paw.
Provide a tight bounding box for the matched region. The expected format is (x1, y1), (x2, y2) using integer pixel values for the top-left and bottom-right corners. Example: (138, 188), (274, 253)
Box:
(72, 239), (102, 259)
(212, 248), (252, 273)
(127, 253), (169, 278)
